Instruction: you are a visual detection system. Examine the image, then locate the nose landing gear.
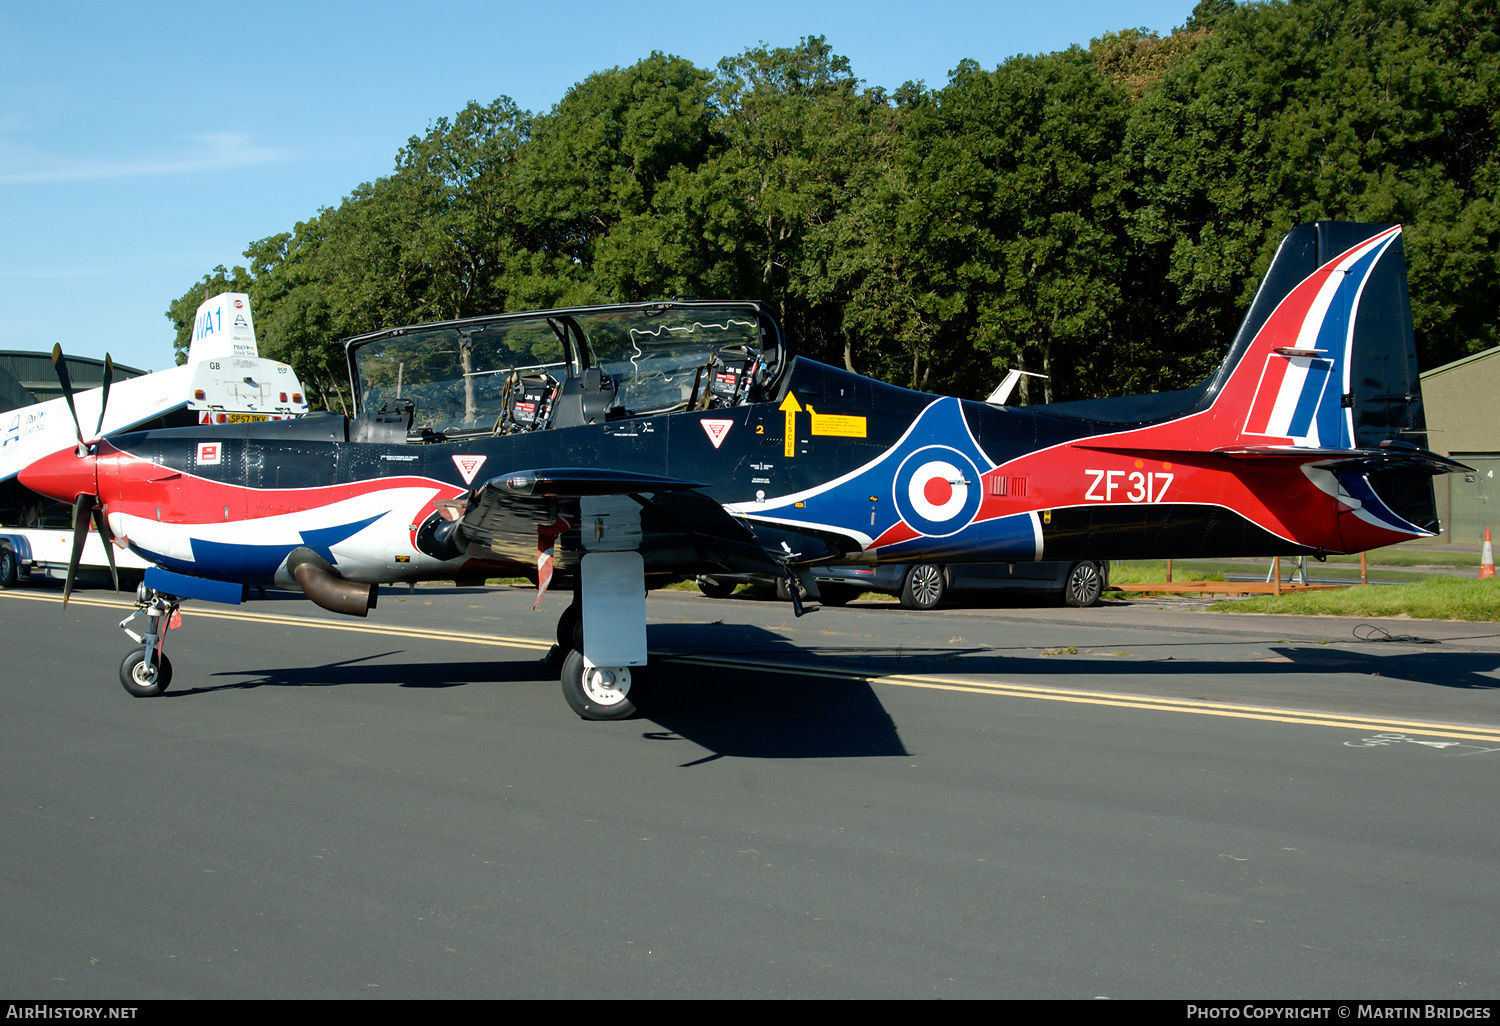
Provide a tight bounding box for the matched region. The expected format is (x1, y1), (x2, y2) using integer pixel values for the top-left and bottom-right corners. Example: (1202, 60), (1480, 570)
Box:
(116, 585), (181, 697)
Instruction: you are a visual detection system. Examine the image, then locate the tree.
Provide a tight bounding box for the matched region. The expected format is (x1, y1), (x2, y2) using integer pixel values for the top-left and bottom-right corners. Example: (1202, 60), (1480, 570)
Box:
(511, 52), (717, 306)
(863, 50), (1132, 401)
(1123, 0), (1500, 374)
(165, 6), (1499, 408)
(701, 36), (902, 368)
(171, 98), (534, 409)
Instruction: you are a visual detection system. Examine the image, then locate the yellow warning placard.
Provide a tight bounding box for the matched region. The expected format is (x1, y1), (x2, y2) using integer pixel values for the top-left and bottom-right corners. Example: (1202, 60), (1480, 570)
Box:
(807, 406), (866, 438)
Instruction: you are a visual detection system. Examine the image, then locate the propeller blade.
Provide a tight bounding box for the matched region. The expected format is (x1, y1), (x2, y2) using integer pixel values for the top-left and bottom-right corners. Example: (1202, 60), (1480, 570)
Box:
(89, 503), (118, 593)
(63, 493), (96, 609)
(94, 354), (114, 439)
(51, 343), (85, 450)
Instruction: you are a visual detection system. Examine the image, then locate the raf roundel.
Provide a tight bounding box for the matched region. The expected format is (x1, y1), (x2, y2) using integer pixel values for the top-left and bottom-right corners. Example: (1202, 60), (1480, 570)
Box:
(893, 446), (983, 537)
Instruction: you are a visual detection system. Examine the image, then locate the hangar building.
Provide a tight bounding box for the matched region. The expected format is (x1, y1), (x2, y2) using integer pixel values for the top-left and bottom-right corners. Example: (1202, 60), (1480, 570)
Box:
(1420, 346), (1500, 546)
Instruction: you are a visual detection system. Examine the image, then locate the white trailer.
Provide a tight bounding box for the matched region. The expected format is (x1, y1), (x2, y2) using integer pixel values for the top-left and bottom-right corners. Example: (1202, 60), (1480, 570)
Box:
(0, 293), (308, 588)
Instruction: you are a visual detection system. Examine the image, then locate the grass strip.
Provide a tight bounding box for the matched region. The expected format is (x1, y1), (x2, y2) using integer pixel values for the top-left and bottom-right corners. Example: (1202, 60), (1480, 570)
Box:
(1211, 577), (1500, 620)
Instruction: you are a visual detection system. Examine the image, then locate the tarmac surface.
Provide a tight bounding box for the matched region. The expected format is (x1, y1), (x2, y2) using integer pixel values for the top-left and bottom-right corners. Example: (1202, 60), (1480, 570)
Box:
(2, 580), (1499, 998)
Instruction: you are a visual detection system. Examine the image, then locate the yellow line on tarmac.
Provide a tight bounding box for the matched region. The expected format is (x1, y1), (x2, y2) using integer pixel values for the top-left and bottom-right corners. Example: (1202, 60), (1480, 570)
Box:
(2, 591), (139, 611)
(8, 590), (1497, 742)
(0, 589), (554, 652)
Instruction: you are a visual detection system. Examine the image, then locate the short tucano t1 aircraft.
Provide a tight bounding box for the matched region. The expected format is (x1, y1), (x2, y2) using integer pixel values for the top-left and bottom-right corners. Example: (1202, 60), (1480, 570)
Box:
(18, 222), (1469, 718)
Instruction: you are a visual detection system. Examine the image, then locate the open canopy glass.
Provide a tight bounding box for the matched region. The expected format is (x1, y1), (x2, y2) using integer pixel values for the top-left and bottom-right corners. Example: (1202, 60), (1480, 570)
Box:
(347, 301), (783, 441)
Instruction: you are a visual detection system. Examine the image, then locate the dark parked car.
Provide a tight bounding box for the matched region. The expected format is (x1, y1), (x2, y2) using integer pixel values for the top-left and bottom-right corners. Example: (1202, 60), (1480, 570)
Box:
(696, 560), (1108, 610)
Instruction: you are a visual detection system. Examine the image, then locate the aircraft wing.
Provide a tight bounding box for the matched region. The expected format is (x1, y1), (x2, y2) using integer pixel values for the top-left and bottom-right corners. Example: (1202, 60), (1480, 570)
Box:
(454, 467), (786, 577)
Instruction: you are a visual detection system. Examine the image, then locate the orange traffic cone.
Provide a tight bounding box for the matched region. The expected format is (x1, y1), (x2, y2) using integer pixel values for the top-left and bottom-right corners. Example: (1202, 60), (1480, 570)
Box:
(1482, 528), (1495, 580)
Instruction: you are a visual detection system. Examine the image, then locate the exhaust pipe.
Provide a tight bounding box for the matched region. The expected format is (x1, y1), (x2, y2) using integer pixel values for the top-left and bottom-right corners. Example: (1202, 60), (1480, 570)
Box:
(286, 547), (378, 618)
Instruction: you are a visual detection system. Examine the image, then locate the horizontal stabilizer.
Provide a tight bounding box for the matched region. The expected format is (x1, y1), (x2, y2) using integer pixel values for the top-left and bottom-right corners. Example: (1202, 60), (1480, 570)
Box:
(1212, 441), (1471, 476)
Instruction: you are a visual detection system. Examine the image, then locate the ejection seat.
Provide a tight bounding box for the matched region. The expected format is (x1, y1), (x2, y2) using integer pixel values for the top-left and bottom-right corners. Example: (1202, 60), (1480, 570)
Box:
(550, 367), (616, 428)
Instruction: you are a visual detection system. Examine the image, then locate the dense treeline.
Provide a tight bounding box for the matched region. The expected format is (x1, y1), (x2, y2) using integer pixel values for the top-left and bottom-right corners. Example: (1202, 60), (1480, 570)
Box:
(168, 0), (1500, 411)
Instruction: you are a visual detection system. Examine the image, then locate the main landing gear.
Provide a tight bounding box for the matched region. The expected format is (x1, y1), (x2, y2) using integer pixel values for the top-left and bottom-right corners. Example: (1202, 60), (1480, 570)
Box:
(550, 570), (652, 722)
(116, 586), (182, 697)
(548, 500), (654, 720)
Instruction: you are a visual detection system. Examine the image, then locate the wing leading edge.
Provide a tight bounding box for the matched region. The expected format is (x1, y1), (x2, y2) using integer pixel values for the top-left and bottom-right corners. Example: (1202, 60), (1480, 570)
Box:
(452, 467), (787, 582)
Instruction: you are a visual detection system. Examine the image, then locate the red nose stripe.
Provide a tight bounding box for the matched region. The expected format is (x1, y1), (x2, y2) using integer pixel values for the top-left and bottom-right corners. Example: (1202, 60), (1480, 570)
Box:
(18, 447), (96, 503)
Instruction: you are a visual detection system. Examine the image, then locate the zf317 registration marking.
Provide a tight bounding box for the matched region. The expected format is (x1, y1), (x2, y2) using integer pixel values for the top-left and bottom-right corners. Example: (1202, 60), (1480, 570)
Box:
(1084, 467), (1175, 503)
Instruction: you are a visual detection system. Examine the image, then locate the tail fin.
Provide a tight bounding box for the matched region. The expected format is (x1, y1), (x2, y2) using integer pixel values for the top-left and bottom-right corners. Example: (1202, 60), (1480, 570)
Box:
(1211, 223), (1403, 449)
(186, 292), (259, 364)
(1204, 223), (1447, 533)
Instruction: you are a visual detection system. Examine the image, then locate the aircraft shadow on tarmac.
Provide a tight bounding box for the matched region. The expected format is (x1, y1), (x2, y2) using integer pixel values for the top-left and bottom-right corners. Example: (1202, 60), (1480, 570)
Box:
(189, 652), (548, 693)
(649, 619), (1500, 691)
(761, 640), (1500, 694)
(1263, 645), (1500, 691)
(182, 624), (909, 761)
(644, 633), (1500, 762)
(643, 661), (905, 763)
(928, 641), (1500, 693)
(171, 619), (1499, 764)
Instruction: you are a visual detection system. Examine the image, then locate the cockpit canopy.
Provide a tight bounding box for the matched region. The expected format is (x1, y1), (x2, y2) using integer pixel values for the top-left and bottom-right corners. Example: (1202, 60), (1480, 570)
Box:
(345, 301), (785, 443)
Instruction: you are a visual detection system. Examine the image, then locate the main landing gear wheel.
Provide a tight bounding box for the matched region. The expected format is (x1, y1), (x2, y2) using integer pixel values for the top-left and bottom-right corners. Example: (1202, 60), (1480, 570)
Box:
(560, 648), (648, 721)
(900, 563), (946, 610)
(119, 649), (173, 698)
(1064, 561), (1104, 608)
(556, 601), (583, 652)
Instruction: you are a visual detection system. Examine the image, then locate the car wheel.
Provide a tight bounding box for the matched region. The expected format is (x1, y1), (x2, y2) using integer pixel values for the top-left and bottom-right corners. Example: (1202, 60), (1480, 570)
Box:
(0, 547), (16, 589)
(1064, 561), (1104, 607)
(899, 564), (946, 610)
(697, 576), (736, 599)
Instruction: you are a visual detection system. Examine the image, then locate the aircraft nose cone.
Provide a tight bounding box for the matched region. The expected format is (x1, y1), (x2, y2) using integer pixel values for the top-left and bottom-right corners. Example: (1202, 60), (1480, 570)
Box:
(19, 446), (96, 502)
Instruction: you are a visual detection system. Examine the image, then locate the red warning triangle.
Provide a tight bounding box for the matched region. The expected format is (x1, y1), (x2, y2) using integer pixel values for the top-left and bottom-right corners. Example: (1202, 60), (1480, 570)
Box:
(700, 419), (732, 449)
(452, 454), (487, 484)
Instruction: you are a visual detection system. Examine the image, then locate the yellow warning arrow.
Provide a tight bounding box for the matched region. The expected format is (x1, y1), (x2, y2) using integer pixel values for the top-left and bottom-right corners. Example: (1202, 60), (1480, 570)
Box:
(779, 393), (801, 457)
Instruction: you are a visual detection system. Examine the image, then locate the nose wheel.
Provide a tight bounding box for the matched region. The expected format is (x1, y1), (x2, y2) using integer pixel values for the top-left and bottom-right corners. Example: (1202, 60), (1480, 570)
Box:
(119, 649), (173, 697)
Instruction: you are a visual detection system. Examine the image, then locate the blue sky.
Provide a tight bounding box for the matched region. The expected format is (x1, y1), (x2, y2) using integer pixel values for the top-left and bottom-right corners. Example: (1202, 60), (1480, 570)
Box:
(1, 1), (1196, 372)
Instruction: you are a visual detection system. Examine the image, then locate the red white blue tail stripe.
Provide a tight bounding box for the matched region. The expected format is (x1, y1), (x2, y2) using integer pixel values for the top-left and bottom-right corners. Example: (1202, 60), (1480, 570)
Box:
(1238, 226), (1401, 448)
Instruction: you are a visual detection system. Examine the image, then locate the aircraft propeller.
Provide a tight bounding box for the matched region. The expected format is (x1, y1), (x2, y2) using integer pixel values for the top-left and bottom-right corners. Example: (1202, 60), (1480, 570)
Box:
(94, 353), (114, 439)
(48, 343), (118, 604)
